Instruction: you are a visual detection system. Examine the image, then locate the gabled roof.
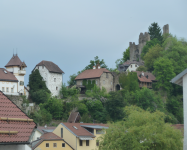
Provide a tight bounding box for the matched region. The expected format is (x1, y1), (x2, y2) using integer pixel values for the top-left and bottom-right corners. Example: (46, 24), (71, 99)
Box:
(31, 132), (74, 150)
(36, 60), (64, 74)
(0, 91), (36, 144)
(5, 54), (27, 68)
(135, 71), (156, 82)
(0, 68), (18, 82)
(75, 68), (110, 80)
(123, 60), (144, 66)
(37, 126), (56, 134)
(67, 112), (81, 123)
(61, 123), (108, 137)
(170, 68), (187, 86)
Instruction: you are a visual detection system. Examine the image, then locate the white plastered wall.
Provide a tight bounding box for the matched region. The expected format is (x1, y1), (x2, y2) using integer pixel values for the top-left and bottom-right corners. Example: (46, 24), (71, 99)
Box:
(31, 130), (42, 142)
(127, 64), (139, 72)
(0, 144), (31, 150)
(0, 81), (18, 95)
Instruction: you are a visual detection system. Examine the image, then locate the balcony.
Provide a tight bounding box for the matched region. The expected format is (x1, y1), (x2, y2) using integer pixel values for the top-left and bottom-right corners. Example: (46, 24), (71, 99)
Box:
(18, 70), (26, 75)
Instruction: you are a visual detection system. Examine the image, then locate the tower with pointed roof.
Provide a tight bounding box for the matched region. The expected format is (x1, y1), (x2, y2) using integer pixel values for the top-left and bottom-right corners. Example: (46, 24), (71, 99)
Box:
(4, 54), (27, 95)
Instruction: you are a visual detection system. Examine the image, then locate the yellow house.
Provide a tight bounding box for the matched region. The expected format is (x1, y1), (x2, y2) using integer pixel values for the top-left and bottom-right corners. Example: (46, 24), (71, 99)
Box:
(53, 123), (108, 150)
(31, 132), (74, 150)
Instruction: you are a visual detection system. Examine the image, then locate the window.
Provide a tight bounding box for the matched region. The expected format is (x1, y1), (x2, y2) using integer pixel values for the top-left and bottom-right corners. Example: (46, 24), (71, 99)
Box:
(61, 128), (63, 138)
(96, 130), (104, 134)
(56, 87), (58, 90)
(20, 81), (24, 86)
(11, 88), (13, 93)
(53, 143), (57, 147)
(111, 81), (112, 85)
(79, 140), (83, 146)
(6, 87), (9, 92)
(80, 81), (82, 85)
(135, 65), (137, 67)
(106, 73), (108, 78)
(103, 80), (105, 84)
(46, 143), (49, 147)
(96, 80), (97, 84)
(86, 140), (89, 146)
(2, 87), (4, 92)
(62, 143), (65, 147)
(96, 140), (99, 146)
(54, 78), (56, 82)
(38, 66), (39, 69)
(42, 66), (44, 69)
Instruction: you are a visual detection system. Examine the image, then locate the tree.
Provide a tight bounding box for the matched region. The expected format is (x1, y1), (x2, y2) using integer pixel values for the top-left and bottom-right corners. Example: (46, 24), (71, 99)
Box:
(60, 84), (79, 99)
(31, 90), (50, 104)
(136, 65), (147, 72)
(144, 44), (164, 71)
(105, 91), (125, 121)
(99, 106), (183, 150)
(84, 56), (108, 70)
(153, 58), (176, 91)
(122, 47), (130, 62)
(67, 74), (77, 87)
(141, 38), (161, 59)
(148, 22), (163, 43)
(119, 72), (139, 92)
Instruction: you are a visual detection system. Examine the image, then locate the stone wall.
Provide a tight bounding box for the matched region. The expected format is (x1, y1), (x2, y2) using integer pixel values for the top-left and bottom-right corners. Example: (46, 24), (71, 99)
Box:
(6, 95), (23, 109)
(99, 72), (113, 93)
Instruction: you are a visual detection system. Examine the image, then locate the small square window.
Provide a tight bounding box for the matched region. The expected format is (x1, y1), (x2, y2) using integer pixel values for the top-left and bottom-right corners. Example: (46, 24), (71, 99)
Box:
(62, 143), (65, 147)
(53, 143), (57, 147)
(135, 65), (137, 67)
(6, 87), (9, 92)
(2, 87), (4, 92)
(46, 143), (49, 147)
(54, 78), (56, 82)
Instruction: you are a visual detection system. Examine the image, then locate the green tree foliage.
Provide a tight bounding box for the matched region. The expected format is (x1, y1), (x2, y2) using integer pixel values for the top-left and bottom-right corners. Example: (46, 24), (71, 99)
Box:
(144, 44), (164, 71)
(136, 65), (147, 72)
(31, 90), (50, 104)
(99, 106), (183, 150)
(67, 74), (77, 87)
(105, 91), (125, 121)
(119, 72), (139, 92)
(84, 56), (108, 70)
(153, 58), (176, 91)
(148, 22), (163, 43)
(60, 84), (79, 99)
(77, 103), (88, 115)
(141, 38), (161, 58)
(83, 80), (95, 90)
(41, 97), (64, 120)
(122, 47), (130, 62)
(29, 108), (52, 126)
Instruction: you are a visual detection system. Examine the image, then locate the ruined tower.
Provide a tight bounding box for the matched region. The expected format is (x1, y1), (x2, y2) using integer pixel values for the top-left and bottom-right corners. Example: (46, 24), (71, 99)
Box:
(163, 24), (169, 34)
(129, 32), (150, 62)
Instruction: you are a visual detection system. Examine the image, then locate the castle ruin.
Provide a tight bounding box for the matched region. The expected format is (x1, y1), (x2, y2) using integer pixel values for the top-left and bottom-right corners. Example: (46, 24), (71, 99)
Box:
(129, 24), (169, 62)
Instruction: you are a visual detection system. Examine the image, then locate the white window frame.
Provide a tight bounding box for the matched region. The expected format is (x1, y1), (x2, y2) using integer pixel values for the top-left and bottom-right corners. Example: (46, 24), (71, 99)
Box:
(2, 87), (5, 92)
(11, 88), (13, 93)
(6, 87), (9, 92)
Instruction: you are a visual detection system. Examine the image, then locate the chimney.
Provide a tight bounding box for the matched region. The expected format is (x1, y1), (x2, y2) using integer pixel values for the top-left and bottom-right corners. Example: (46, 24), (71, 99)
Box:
(142, 72), (144, 76)
(96, 62), (101, 69)
(93, 66), (96, 69)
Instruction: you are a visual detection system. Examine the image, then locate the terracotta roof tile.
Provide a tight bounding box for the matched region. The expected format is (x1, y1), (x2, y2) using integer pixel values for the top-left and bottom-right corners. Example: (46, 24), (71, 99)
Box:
(36, 60), (64, 74)
(62, 123), (108, 137)
(75, 68), (110, 80)
(5, 55), (26, 67)
(0, 68), (18, 82)
(135, 71), (156, 81)
(67, 112), (80, 123)
(0, 91), (36, 143)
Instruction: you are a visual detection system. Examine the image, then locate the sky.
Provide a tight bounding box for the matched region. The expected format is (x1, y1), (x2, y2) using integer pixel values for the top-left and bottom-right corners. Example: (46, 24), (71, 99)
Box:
(0, 0), (187, 86)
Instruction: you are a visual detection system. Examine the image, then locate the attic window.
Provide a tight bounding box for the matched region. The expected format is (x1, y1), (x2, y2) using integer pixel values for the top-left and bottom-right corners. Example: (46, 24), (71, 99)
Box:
(73, 126), (78, 129)
(3, 70), (7, 74)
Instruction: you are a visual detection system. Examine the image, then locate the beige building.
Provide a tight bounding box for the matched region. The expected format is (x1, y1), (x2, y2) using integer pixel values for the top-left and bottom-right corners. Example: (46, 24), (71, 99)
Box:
(53, 123), (108, 150)
(75, 64), (120, 93)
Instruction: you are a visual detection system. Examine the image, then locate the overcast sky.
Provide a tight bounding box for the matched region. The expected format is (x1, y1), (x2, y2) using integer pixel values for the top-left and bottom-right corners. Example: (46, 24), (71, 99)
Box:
(0, 0), (187, 86)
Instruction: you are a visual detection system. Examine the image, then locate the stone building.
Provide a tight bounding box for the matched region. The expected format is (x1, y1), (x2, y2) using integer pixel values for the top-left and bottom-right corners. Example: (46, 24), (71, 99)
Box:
(75, 64), (120, 93)
(33, 60), (64, 97)
(0, 54), (27, 96)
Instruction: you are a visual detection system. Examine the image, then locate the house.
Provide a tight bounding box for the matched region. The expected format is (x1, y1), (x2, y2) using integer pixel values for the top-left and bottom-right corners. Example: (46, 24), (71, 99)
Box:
(0, 91), (36, 150)
(31, 126), (56, 142)
(33, 60), (64, 97)
(171, 68), (187, 150)
(67, 112), (81, 123)
(31, 132), (74, 150)
(75, 64), (115, 93)
(135, 71), (156, 89)
(53, 123), (108, 150)
(0, 54), (27, 96)
(118, 60), (144, 72)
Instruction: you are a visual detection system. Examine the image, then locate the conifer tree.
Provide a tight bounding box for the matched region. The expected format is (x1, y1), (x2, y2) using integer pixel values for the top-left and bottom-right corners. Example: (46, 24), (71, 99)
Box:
(148, 22), (163, 43)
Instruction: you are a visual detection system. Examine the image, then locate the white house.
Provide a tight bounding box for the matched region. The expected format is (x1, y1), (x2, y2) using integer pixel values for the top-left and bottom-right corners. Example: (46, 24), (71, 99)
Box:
(118, 60), (144, 72)
(33, 60), (64, 97)
(171, 68), (187, 150)
(0, 54), (27, 96)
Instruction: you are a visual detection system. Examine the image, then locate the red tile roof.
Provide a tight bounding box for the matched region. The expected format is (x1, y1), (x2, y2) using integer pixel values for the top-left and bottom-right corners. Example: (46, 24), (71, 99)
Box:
(67, 112), (81, 123)
(75, 68), (110, 80)
(0, 91), (36, 143)
(135, 71), (156, 81)
(0, 68), (18, 82)
(62, 123), (108, 137)
(36, 60), (64, 74)
(5, 55), (27, 67)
